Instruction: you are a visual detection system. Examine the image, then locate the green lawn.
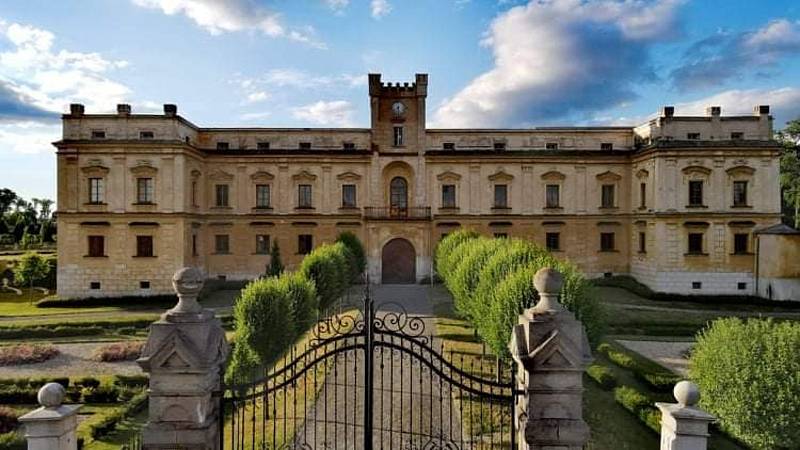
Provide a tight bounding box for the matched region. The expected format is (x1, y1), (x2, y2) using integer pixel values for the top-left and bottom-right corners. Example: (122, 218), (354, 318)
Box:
(0, 289), (119, 316)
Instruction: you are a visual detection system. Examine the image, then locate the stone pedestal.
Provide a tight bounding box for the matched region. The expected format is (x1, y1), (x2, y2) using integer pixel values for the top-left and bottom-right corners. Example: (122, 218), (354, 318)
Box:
(19, 383), (81, 450)
(509, 268), (593, 450)
(137, 267), (230, 450)
(656, 381), (716, 450)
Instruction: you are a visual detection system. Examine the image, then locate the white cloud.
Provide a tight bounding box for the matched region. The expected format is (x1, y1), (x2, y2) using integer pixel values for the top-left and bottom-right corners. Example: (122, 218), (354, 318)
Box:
(244, 91), (269, 104)
(371, 0), (392, 19)
(325, 0), (350, 14)
(0, 121), (60, 154)
(432, 0), (684, 128)
(291, 100), (356, 127)
(232, 69), (364, 105)
(131, 0), (326, 48)
(240, 111), (272, 121)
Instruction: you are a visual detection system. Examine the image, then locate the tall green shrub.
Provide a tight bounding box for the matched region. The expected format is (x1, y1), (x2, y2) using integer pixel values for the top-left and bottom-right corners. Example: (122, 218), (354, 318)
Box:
(298, 242), (351, 309)
(690, 318), (800, 449)
(434, 229), (479, 280)
(336, 232), (366, 280)
(266, 240), (284, 277)
(280, 272), (317, 336)
(449, 239), (504, 319)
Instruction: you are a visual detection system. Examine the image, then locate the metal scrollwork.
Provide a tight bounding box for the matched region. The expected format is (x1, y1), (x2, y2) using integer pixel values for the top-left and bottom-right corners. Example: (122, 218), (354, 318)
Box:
(373, 301), (427, 338)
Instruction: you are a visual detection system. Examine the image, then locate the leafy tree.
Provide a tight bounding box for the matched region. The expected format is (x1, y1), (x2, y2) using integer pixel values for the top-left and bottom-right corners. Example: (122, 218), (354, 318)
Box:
(0, 189), (17, 216)
(13, 252), (51, 302)
(266, 240), (284, 277)
(335, 231), (366, 281)
(777, 118), (800, 228)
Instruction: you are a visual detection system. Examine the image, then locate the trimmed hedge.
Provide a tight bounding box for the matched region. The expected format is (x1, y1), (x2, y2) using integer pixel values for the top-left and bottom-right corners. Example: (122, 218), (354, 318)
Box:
(0, 344), (59, 365)
(586, 364), (617, 390)
(0, 318), (153, 340)
(0, 431), (24, 450)
(435, 231), (604, 358)
(690, 318), (800, 450)
(596, 342), (679, 392)
(336, 232), (366, 280)
(298, 242), (353, 310)
(36, 294), (177, 309)
(613, 386), (660, 433)
(87, 390), (148, 440)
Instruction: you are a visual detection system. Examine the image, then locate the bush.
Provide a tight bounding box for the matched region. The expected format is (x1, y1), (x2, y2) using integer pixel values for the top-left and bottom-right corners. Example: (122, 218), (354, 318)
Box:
(0, 407), (18, 434)
(36, 294), (177, 308)
(690, 318), (800, 449)
(596, 342), (679, 392)
(336, 232), (366, 280)
(586, 364), (617, 390)
(92, 341), (144, 362)
(281, 272), (317, 337)
(299, 242), (351, 309)
(82, 386), (119, 403)
(434, 229), (479, 280)
(113, 374), (148, 388)
(87, 390), (148, 439)
(0, 431), (24, 450)
(0, 388), (37, 404)
(74, 377), (101, 389)
(0, 344), (59, 365)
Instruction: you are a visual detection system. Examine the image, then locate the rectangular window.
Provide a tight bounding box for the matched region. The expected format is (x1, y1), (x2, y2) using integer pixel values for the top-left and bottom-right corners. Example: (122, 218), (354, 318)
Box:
(91, 130), (106, 139)
(299, 142), (312, 150)
(136, 178), (153, 204)
(639, 232), (646, 253)
(256, 184), (270, 208)
(493, 184), (508, 208)
(442, 142), (455, 150)
(216, 142), (229, 150)
(257, 141), (270, 150)
(600, 233), (615, 252)
(738, 282), (747, 290)
(136, 235), (154, 257)
(256, 235), (270, 254)
(298, 234), (313, 254)
(493, 142), (506, 150)
(601, 142), (613, 151)
(733, 181), (748, 206)
(687, 133), (700, 140)
(442, 185), (456, 208)
(393, 126), (404, 146)
(494, 232), (508, 239)
(342, 184), (357, 208)
(734, 233), (749, 254)
(688, 233), (704, 254)
(692, 281), (702, 290)
(139, 281), (150, 289)
(191, 181), (197, 206)
(298, 184), (312, 208)
(192, 234), (197, 256)
(215, 184), (229, 207)
(731, 132), (744, 140)
(139, 131), (154, 139)
(546, 232), (560, 251)
(90, 282), (101, 290)
(215, 235), (230, 254)
(640, 183), (646, 208)
(545, 185), (560, 208)
(545, 142), (558, 150)
(689, 180), (704, 206)
(601, 184), (615, 208)
(343, 142), (355, 150)
(88, 178), (104, 204)
(88, 236), (105, 257)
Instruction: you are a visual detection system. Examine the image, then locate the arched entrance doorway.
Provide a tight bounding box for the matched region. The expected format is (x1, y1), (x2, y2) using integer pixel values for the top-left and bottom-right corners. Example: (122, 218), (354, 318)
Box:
(381, 238), (416, 284)
(390, 177), (408, 216)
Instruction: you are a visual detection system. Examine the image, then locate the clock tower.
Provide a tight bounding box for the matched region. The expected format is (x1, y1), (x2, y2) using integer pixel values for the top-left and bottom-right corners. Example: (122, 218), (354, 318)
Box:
(368, 73), (428, 154)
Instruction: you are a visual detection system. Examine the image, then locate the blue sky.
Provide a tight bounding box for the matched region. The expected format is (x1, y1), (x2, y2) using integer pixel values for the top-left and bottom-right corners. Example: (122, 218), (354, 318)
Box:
(1, 0), (799, 201)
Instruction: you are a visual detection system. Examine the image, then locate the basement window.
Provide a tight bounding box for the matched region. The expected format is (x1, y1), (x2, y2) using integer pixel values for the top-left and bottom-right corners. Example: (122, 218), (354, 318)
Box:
(257, 141), (270, 150)
(343, 142), (355, 150)
(299, 142), (312, 150)
(139, 131), (154, 139)
(493, 142), (506, 150)
(731, 132), (744, 140)
(442, 142), (455, 150)
(545, 142), (558, 150)
(140, 281), (151, 289)
(692, 282), (702, 290)
(91, 130), (106, 139)
(90, 282), (101, 290)
(601, 143), (613, 150)
(216, 142), (229, 150)
(687, 133), (700, 140)
(737, 282), (747, 290)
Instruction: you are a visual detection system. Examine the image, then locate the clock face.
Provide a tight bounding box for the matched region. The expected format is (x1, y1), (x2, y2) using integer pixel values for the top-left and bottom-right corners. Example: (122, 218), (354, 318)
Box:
(391, 101), (406, 117)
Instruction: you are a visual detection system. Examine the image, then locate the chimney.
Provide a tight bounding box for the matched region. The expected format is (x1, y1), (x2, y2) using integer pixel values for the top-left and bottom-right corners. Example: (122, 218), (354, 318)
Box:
(117, 104), (131, 116)
(754, 105), (770, 115)
(69, 104), (85, 117)
(661, 106), (674, 118)
(706, 106), (721, 117)
(164, 104), (177, 117)
(368, 73), (382, 95)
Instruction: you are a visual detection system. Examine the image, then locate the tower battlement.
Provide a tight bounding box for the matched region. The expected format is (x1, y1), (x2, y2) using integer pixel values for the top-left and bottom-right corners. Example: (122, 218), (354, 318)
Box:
(369, 73), (428, 97)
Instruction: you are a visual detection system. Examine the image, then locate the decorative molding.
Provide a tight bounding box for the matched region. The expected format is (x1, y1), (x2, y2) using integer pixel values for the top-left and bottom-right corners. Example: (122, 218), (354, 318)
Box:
(208, 169), (234, 181)
(436, 171), (462, 182)
(130, 161), (157, 176)
(250, 171), (275, 182)
(595, 170), (622, 181)
(540, 170), (566, 181)
(336, 171), (362, 181)
(681, 165), (712, 176)
(190, 169), (202, 178)
(81, 164), (110, 176)
(635, 169), (650, 179)
(292, 170), (317, 182)
(725, 165), (755, 177)
(488, 169), (514, 182)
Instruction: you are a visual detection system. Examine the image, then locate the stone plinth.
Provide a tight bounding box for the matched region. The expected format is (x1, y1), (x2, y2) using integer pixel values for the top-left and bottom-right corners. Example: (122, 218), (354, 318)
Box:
(137, 267), (230, 450)
(509, 268), (593, 450)
(656, 381), (716, 450)
(19, 383), (81, 450)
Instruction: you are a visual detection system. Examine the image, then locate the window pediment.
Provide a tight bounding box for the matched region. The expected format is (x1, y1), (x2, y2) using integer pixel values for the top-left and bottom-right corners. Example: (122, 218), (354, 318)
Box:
(725, 165), (755, 177)
(81, 164), (109, 176)
(208, 169), (234, 181)
(190, 169), (202, 178)
(250, 171), (275, 182)
(635, 169), (649, 179)
(336, 171), (362, 181)
(541, 170), (566, 181)
(436, 171), (462, 182)
(130, 161), (157, 176)
(292, 170), (317, 182)
(681, 165), (712, 176)
(595, 171), (622, 182)
(488, 169), (514, 182)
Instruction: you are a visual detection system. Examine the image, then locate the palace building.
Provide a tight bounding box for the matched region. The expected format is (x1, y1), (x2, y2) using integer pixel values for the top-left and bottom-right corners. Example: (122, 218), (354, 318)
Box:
(55, 73), (788, 299)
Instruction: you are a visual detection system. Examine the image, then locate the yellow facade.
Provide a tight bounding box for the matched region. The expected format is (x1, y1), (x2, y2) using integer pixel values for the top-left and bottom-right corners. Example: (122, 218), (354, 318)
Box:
(55, 74), (782, 298)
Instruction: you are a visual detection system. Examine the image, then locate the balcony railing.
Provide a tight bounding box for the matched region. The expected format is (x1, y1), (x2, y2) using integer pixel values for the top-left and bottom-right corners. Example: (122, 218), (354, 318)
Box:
(363, 207), (431, 220)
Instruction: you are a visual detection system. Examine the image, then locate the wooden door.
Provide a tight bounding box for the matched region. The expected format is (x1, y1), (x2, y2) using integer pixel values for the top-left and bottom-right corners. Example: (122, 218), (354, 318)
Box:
(381, 238), (416, 284)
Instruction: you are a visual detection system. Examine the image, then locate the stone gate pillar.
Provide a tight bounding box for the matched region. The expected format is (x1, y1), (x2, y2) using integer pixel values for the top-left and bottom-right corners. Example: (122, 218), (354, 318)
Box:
(656, 381), (716, 450)
(137, 267), (230, 449)
(19, 383), (81, 450)
(509, 268), (593, 450)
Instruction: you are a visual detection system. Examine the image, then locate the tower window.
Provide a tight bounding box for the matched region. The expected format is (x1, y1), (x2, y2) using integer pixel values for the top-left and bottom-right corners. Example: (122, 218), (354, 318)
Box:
(393, 126), (404, 146)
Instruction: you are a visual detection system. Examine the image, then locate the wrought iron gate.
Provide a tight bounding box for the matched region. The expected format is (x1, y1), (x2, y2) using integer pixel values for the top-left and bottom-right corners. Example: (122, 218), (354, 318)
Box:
(220, 290), (520, 450)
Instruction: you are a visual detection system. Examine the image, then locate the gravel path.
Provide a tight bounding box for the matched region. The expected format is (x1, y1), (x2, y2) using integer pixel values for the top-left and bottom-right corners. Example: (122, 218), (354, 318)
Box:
(616, 339), (694, 376)
(0, 342), (144, 377)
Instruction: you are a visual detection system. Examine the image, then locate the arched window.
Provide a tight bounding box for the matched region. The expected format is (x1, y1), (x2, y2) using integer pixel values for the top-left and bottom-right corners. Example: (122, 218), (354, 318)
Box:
(390, 177), (408, 212)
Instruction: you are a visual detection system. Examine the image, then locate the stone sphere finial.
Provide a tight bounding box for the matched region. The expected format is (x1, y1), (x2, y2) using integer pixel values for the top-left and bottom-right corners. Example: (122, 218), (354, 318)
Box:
(533, 268), (564, 295)
(38, 382), (65, 408)
(673, 380), (700, 407)
(169, 267), (205, 315)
